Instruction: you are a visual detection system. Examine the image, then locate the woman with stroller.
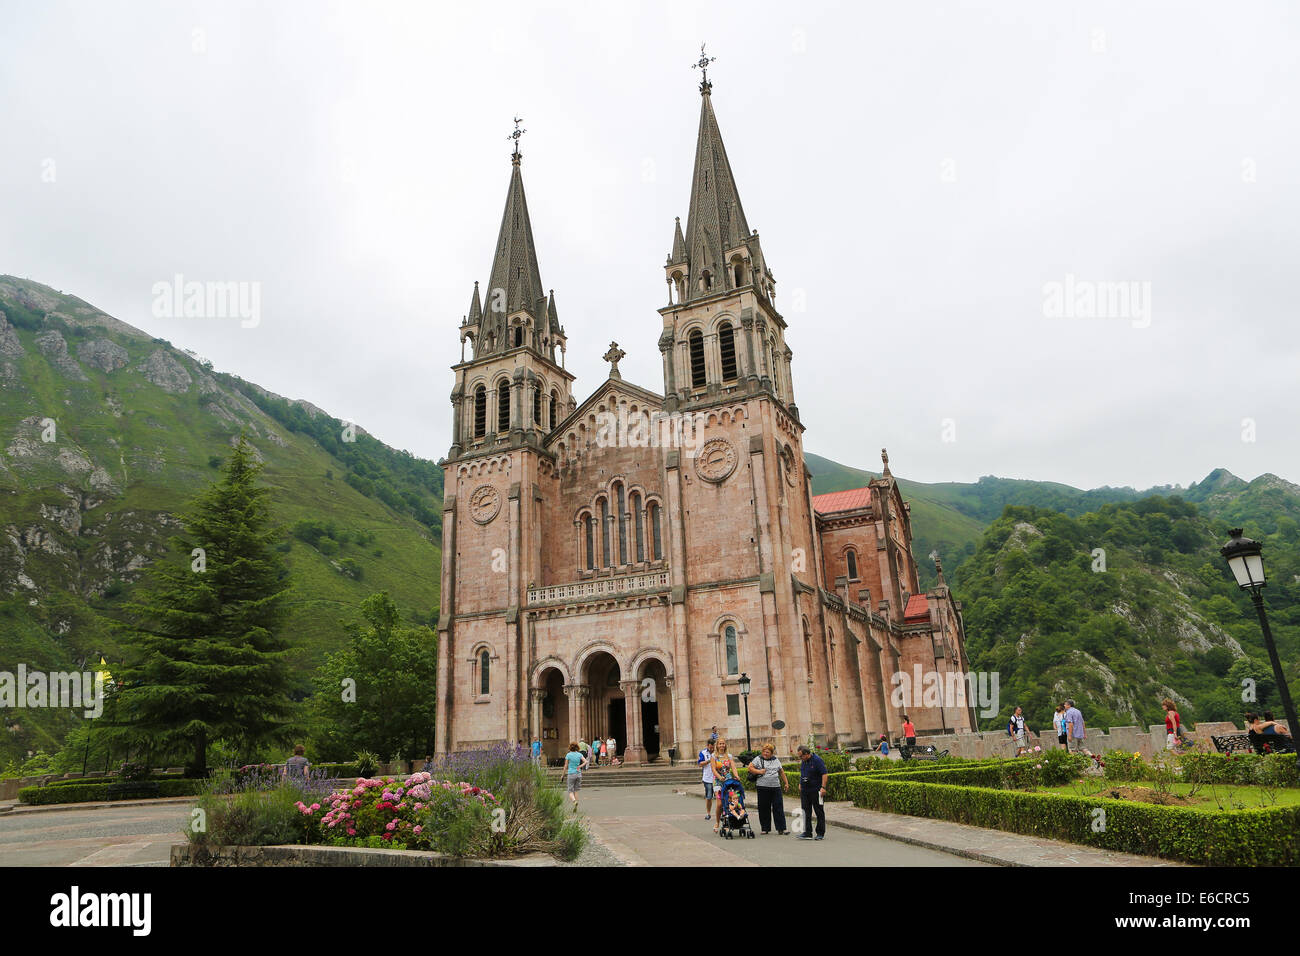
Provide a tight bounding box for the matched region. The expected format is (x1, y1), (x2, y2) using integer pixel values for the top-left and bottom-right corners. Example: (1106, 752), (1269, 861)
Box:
(711, 739), (739, 833)
(747, 742), (789, 835)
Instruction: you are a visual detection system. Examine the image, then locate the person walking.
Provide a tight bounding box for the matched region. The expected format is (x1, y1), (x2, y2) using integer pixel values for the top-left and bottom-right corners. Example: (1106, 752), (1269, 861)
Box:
(711, 740), (739, 833)
(530, 738), (542, 767)
(283, 744), (310, 781)
(902, 716), (916, 748)
(1162, 699), (1183, 750)
(698, 739), (717, 820)
(1064, 699), (1086, 753)
(1008, 706), (1028, 756)
(563, 742), (588, 811)
(606, 735), (617, 767)
(795, 745), (828, 841)
(747, 743), (789, 835)
(598, 735), (608, 766)
(1052, 704), (1068, 750)
(578, 738), (590, 766)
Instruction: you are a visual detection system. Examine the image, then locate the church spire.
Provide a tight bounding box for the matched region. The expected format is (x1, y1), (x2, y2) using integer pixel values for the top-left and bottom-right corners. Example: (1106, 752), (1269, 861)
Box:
(479, 119), (547, 352)
(678, 50), (753, 303)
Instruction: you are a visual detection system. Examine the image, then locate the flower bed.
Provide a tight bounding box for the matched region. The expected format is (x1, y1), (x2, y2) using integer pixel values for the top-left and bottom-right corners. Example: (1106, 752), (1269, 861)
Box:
(186, 745), (585, 861)
(300, 772), (502, 856)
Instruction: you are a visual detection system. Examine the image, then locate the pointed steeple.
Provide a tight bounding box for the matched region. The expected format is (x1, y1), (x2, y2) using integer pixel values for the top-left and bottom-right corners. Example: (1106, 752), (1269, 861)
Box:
(681, 82), (751, 299)
(467, 281), (482, 323)
(485, 159), (545, 327)
(546, 289), (560, 333)
(669, 216), (686, 264)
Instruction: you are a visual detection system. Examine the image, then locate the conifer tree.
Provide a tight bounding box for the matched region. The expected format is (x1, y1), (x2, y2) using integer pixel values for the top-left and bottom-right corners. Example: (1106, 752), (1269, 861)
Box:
(110, 436), (293, 775)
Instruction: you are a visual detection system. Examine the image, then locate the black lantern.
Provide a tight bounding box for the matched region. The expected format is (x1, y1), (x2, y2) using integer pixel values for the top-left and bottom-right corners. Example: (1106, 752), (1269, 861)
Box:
(738, 672), (752, 753)
(1220, 529), (1300, 768)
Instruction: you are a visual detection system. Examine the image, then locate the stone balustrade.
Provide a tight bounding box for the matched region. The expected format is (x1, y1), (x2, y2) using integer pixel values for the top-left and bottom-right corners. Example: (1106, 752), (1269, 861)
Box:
(526, 568), (671, 607)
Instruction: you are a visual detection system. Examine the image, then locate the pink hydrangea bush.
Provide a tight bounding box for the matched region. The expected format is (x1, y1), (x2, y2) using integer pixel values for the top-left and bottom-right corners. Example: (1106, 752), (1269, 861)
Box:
(295, 771), (500, 855)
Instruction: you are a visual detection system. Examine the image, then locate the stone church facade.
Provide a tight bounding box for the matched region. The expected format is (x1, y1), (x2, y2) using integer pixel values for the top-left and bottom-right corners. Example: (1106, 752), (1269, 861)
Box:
(435, 67), (978, 762)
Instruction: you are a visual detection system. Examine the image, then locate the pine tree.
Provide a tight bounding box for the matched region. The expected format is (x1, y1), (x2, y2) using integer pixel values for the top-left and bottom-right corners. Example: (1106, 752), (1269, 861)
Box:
(109, 436), (293, 775)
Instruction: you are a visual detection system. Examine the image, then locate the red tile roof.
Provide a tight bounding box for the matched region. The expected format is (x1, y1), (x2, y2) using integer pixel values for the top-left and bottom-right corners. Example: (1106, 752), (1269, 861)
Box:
(811, 487), (872, 515)
(903, 594), (930, 621)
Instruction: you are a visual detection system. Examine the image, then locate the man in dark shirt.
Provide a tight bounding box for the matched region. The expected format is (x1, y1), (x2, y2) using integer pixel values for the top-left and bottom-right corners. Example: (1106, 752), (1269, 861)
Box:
(795, 745), (828, 841)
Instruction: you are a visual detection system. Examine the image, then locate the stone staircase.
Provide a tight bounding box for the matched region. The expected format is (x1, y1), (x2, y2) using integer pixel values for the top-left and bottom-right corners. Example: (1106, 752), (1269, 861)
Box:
(544, 764), (702, 789)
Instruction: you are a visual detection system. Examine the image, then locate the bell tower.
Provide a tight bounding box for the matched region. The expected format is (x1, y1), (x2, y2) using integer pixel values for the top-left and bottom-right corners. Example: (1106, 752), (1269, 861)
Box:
(437, 122), (575, 754)
(447, 119), (575, 461)
(658, 48), (795, 418)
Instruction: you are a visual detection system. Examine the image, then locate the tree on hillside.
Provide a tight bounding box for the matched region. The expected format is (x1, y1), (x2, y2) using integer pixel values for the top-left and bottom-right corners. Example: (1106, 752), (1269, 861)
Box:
(108, 435), (294, 775)
(307, 591), (437, 762)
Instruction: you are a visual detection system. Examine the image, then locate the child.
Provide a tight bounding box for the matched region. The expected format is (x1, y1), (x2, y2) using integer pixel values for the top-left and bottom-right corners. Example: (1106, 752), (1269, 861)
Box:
(877, 734), (890, 757)
(726, 788), (747, 825)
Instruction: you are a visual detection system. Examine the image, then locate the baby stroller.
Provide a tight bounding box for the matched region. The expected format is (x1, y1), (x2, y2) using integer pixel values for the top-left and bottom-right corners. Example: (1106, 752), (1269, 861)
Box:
(717, 778), (755, 839)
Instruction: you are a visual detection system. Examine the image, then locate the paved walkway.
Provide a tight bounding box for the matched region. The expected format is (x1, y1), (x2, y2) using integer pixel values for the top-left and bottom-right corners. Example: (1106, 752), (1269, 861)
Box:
(666, 790), (1185, 867)
(579, 786), (987, 866)
(0, 802), (187, 866)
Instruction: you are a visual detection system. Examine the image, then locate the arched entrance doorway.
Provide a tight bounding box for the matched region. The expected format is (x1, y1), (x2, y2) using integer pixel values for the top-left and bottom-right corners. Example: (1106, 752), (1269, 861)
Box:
(537, 667), (567, 765)
(637, 658), (673, 761)
(581, 651), (625, 760)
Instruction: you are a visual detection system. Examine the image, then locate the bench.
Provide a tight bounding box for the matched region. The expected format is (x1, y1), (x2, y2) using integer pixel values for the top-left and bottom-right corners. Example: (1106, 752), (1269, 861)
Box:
(899, 744), (949, 761)
(1212, 733), (1296, 755)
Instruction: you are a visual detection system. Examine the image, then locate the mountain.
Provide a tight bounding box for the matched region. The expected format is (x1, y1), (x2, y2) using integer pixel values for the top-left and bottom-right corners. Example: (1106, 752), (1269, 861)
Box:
(805, 451), (1298, 590)
(0, 277), (443, 765)
(951, 497), (1300, 731)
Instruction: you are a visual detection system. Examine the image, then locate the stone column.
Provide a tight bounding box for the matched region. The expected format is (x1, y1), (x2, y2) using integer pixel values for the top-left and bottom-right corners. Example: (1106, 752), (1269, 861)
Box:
(565, 685), (589, 743)
(620, 679), (645, 764)
(530, 688), (546, 749)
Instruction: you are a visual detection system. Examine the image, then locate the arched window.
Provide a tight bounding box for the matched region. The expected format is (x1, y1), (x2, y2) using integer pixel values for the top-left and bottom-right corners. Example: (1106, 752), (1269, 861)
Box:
(532, 385), (541, 425)
(584, 514), (595, 570)
(600, 497), (611, 567)
(827, 627), (838, 684)
(615, 482), (627, 565)
(649, 502), (663, 560)
(733, 261), (744, 288)
(513, 326), (523, 348)
(497, 381), (511, 432)
(846, 548), (859, 580)
(724, 624), (739, 675)
(631, 491), (644, 562)
(473, 385), (487, 438)
(719, 321), (738, 381)
(689, 330), (706, 389)
(479, 649), (491, 695)
(549, 390), (558, 430)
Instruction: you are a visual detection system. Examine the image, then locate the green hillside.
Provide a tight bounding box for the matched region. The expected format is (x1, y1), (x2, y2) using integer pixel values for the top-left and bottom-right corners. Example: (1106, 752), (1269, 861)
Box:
(953, 497), (1300, 732)
(0, 277), (442, 765)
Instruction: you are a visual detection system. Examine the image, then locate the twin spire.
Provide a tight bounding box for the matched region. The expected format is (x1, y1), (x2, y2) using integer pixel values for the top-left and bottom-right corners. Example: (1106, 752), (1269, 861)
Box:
(463, 47), (762, 355)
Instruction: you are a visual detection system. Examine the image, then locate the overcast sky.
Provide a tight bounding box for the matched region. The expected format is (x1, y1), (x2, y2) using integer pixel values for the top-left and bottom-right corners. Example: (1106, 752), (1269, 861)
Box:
(2, 1), (1297, 490)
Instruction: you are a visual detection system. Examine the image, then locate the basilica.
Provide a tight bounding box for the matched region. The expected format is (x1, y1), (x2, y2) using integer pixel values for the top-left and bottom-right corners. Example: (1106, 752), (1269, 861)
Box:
(434, 60), (978, 762)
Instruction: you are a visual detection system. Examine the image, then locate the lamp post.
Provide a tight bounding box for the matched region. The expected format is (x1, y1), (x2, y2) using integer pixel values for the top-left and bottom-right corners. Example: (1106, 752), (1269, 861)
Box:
(1220, 528), (1300, 769)
(738, 673), (752, 753)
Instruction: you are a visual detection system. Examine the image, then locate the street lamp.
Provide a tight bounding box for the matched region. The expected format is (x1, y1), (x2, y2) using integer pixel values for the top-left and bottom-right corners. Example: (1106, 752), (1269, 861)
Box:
(1220, 528), (1300, 768)
(738, 672), (752, 753)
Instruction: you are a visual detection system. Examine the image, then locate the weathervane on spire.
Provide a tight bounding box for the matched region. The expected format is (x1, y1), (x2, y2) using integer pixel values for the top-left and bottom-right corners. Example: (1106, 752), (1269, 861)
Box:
(693, 43), (716, 94)
(508, 116), (526, 165)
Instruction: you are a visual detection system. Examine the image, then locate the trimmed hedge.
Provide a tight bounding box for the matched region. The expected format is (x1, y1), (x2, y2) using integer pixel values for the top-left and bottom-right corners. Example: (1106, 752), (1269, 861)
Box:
(846, 775), (1300, 866)
(18, 779), (206, 805)
(740, 756), (1018, 798)
(39, 774), (185, 789)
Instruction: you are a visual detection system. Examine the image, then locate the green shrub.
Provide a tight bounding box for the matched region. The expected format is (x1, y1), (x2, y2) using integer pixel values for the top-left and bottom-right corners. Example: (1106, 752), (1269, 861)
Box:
(846, 776), (1300, 866)
(1102, 749), (1148, 782)
(188, 782), (315, 847)
(19, 779), (205, 805)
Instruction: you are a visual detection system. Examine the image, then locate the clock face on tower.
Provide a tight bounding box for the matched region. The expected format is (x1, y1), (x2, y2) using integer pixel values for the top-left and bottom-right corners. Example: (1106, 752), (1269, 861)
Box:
(469, 484), (502, 524)
(696, 438), (738, 483)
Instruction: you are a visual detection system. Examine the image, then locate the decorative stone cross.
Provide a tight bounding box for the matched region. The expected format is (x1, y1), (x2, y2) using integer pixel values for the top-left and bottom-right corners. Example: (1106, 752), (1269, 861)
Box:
(603, 341), (625, 379)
